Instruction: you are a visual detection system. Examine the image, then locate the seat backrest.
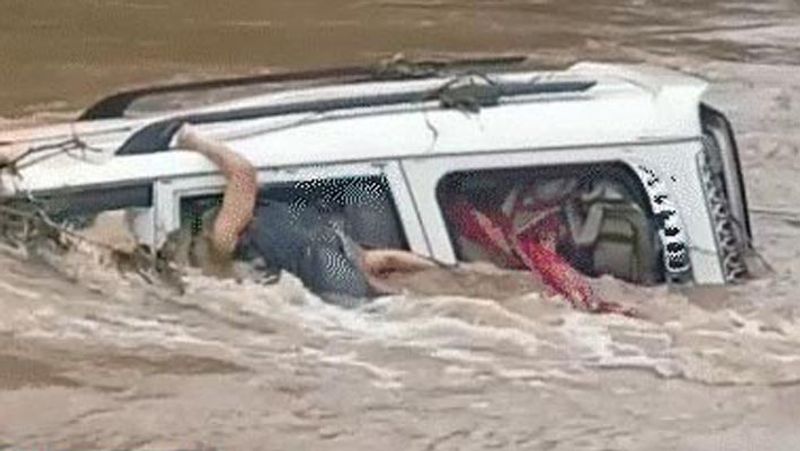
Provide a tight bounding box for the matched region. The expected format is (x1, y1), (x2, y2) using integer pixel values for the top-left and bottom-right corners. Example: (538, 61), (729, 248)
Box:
(590, 202), (661, 285)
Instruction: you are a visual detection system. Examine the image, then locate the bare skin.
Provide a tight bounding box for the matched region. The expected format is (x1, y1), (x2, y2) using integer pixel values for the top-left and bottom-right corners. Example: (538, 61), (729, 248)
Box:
(170, 124), (258, 277)
(170, 124), (435, 291)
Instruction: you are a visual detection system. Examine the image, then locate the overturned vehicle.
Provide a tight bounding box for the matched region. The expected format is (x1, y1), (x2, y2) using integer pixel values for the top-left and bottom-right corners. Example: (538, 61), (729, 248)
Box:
(0, 57), (752, 310)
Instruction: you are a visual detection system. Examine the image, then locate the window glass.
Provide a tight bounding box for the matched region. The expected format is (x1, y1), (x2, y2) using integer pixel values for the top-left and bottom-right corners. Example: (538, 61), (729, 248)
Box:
(436, 163), (664, 285)
(178, 175), (409, 254)
(42, 184), (153, 228)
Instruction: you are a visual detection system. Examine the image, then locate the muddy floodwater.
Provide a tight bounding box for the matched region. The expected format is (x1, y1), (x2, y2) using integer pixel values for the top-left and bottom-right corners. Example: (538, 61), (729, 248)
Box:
(2, 1), (800, 450)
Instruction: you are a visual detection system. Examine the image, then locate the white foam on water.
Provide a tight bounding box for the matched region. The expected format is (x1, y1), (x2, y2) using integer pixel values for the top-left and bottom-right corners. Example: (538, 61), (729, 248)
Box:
(4, 5), (800, 447)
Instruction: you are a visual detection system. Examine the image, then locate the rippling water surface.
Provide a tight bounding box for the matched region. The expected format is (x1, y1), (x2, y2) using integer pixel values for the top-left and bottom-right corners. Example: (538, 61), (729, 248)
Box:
(2, 1), (800, 449)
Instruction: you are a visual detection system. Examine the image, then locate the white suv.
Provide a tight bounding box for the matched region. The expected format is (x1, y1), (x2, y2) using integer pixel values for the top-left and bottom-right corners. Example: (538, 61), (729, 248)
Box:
(0, 58), (751, 287)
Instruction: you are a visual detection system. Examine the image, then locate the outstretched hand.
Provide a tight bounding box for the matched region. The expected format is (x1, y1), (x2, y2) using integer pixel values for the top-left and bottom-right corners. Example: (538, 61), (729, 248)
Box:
(360, 248), (438, 296)
(361, 248), (438, 277)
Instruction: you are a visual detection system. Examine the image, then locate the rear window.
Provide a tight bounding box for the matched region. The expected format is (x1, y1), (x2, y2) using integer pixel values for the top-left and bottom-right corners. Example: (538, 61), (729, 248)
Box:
(41, 184), (152, 227)
(436, 163), (665, 285)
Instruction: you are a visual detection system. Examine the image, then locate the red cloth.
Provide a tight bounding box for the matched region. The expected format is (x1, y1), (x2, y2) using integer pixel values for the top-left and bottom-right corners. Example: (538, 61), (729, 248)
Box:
(446, 199), (635, 317)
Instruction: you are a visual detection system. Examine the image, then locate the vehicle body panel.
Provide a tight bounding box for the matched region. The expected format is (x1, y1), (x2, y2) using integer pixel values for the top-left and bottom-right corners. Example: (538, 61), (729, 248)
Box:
(0, 61), (747, 286)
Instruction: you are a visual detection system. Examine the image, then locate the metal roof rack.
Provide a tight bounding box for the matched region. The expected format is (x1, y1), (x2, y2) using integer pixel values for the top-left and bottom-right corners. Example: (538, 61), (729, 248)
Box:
(80, 55), (529, 121)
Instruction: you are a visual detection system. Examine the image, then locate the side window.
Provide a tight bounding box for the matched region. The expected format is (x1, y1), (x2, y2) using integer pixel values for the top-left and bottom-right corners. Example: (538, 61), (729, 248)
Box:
(44, 184), (153, 227)
(178, 175), (409, 252)
(436, 163), (665, 285)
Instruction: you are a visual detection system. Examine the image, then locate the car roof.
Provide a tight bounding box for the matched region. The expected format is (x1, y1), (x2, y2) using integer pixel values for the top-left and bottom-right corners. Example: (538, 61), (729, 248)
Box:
(0, 62), (708, 196)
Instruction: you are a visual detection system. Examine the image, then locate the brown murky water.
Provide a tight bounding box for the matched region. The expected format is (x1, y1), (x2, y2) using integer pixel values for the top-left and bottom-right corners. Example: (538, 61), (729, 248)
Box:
(2, 1), (800, 450)
(2, 0), (799, 115)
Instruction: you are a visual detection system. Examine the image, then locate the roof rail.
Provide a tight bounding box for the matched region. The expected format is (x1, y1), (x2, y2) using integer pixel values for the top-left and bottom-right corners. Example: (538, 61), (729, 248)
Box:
(80, 55), (529, 121)
(116, 77), (596, 156)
